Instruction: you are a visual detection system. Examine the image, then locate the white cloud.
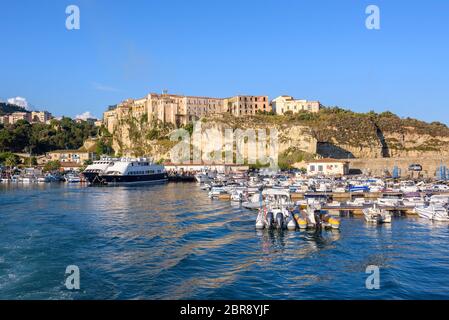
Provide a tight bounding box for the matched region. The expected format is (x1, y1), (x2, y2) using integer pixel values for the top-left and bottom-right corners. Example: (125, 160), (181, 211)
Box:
(7, 97), (30, 110)
(75, 111), (97, 120)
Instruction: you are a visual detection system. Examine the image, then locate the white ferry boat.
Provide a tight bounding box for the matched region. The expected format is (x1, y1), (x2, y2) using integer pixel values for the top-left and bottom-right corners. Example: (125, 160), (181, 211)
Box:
(83, 157), (167, 185)
(82, 157), (117, 182)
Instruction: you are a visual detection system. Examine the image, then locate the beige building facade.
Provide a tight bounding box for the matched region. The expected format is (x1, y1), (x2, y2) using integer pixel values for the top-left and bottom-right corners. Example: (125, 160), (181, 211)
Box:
(103, 92), (272, 132)
(272, 96), (321, 115)
(8, 112), (32, 124)
(46, 150), (96, 164)
(224, 95), (270, 116)
(307, 159), (349, 176)
(31, 111), (52, 123)
(1, 111), (53, 125)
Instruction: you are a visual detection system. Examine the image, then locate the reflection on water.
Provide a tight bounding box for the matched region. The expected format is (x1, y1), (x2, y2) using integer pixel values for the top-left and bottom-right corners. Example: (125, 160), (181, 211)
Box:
(2, 183), (449, 299)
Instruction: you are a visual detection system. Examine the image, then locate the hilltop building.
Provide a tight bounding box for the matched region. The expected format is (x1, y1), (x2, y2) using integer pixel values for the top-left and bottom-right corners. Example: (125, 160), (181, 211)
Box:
(0, 111), (53, 125)
(103, 91), (271, 132)
(271, 96), (321, 115)
(8, 112), (31, 124)
(224, 95), (270, 116)
(31, 111), (52, 123)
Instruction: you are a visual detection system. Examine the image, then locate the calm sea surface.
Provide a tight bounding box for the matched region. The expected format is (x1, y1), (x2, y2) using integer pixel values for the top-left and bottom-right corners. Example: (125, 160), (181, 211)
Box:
(1, 183), (449, 300)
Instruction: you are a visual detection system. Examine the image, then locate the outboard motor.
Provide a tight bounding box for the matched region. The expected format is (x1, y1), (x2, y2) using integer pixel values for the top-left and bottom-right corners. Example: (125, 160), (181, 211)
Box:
(286, 212), (297, 230)
(255, 210), (265, 230)
(275, 212), (284, 229)
(314, 211), (323, 229)
(266, 211), (274, 229)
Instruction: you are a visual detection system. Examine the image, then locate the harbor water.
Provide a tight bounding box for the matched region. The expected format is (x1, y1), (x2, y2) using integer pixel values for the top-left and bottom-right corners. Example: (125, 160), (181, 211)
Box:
(1, 183), (449, 299)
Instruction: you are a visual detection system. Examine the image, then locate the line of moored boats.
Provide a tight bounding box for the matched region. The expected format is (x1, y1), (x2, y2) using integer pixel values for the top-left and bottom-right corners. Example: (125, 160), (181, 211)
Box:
(196, 170), (449, 225)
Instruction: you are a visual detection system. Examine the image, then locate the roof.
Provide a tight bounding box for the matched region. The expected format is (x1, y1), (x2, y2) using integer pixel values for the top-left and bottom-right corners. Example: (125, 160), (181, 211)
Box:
(60, 162), (83, 167)
(307, 158), (350, 164)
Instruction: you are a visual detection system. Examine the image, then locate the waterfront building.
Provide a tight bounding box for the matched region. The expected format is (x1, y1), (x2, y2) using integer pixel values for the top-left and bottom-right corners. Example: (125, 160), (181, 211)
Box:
(224, 95), (270, 116)
(307, 158), (349, 176)
(59, 161), (84, 172)
(46, 150), (96, 164)
(271, 96), (321, 115)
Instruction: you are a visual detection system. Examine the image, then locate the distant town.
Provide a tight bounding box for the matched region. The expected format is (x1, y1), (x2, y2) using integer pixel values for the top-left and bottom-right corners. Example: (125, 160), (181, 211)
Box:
(0, 91), (321, 173)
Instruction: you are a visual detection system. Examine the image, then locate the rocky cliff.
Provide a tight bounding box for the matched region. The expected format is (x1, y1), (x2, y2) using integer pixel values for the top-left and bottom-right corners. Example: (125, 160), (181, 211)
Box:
(108, 108), (449, 167)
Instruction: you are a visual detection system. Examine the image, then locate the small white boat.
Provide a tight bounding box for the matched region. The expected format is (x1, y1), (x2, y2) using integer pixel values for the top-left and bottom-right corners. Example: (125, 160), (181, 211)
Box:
(208, 187), (226, 199)
(346, 198), (373, 207)
(19, 176), (35, 184)
(363, 205), (392, 224)
(402, 196), (425, 208)
(242, 193), (263, 210)
(415, 205), (449, 222)
(230, 190), (245, 202)
(428, 195), (449, 206)
(400, 181), (419, 193)
(195, 173), (211, 184)
(376, 198), (402, 206)
(65, 174), (81, 183)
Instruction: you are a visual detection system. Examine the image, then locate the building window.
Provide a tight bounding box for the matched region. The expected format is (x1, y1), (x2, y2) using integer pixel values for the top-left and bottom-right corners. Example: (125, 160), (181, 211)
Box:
(318, 165), (323, 172)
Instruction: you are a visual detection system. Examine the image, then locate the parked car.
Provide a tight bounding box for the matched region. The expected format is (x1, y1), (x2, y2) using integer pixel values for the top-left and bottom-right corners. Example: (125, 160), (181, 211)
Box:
(408, 164), (422, 171)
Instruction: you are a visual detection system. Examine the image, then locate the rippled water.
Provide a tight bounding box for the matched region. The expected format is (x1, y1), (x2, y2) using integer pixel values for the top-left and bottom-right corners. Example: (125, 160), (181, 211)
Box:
(1, 183), (449, 299)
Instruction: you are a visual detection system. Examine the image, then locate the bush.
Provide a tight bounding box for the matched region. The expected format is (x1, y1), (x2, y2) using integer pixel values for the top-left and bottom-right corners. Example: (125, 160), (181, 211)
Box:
(44, 160), (61, 172)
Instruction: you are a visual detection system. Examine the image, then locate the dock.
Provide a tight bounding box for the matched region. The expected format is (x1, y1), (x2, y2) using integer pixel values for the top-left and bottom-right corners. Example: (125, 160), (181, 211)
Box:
(321, 205), (417, 216)
(291, 191), (449, 201)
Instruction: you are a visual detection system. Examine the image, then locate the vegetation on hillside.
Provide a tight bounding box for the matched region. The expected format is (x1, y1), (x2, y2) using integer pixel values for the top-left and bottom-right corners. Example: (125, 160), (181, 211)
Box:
(0, 117), (98, 154)
(206, 107), (449, 150)
(0, 102), (28, 115)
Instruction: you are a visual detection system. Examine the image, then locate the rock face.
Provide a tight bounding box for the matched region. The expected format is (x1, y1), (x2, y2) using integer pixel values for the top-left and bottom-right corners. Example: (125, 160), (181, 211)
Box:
(110, 114), (317, 162)
(109, 110), (449, 164)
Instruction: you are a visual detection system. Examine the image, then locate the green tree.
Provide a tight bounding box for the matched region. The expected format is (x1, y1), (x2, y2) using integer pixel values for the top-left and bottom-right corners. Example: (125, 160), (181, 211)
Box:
(4, 154), (19, 168)
(96, 138), (114, 157)
(43, 160), (61, 172)
(0, 129), (12, 152)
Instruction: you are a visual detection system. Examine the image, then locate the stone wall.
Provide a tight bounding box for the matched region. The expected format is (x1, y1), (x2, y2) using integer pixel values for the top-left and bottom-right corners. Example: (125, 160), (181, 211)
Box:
(347, 157), (449, 178)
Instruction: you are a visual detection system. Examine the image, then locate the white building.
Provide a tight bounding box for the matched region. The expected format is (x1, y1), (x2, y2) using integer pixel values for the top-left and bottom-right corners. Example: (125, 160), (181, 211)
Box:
(307, 159), (349, 176)
(271, 96), (321, 115)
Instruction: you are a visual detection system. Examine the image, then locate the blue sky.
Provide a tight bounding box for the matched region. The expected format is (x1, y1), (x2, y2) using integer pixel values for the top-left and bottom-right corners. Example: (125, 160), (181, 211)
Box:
(0, 0), (448, 123)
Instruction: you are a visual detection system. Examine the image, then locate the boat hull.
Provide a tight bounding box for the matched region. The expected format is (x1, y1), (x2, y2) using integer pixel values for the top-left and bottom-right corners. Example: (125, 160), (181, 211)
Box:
(87, 173), (168, 185)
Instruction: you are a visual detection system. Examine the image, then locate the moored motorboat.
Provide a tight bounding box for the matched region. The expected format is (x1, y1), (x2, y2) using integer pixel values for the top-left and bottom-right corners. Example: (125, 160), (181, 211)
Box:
(415, 205), (449, 222)
(363, 205), (392, 224)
